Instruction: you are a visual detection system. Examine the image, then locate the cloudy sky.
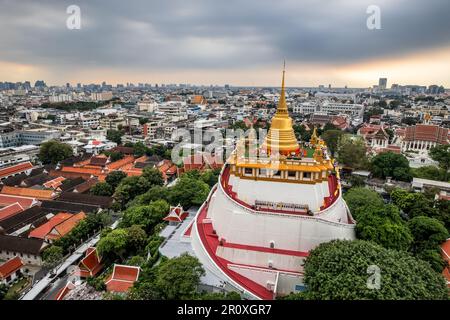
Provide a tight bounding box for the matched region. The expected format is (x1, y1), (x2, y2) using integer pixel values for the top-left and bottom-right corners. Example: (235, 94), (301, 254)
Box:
(1, 0), (450, 87)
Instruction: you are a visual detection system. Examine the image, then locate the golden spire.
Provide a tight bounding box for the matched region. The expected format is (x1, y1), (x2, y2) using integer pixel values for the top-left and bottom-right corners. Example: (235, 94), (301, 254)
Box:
(310, 126), (318, 146)
(262, 61), (300, 155)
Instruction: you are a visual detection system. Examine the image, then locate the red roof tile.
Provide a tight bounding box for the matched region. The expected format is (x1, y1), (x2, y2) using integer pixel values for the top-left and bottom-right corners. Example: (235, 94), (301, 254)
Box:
(28, 212), (73, 240)
(1, 186), (56, 200)
(0, 194), (37, 209)
(404, 124), (448, 144)
(0, 256), (23, 279)
(105, 264), (140, 293)
(0, 162), (33, 179)
(0, 202), (24, 221)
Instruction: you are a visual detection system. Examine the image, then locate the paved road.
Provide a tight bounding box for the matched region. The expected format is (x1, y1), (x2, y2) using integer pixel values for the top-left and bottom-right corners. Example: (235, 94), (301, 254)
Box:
(21, 220), (120, 300)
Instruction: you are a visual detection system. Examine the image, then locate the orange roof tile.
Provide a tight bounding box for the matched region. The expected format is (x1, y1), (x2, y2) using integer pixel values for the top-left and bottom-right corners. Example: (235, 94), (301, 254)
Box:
(1, 186), (56, 200)
(0, 202), (24, 221)
(48, 211), (86, 239)
(61, 166), (104, 176)
(43, 176), (66, 189)
(0, 162), (33, 179)
(0, 256), (23, 279)
(0, 194), (37, 209)
(105, 264), (140, 293)
(107, 156), (135, 170)
(29, 212), (73, 240)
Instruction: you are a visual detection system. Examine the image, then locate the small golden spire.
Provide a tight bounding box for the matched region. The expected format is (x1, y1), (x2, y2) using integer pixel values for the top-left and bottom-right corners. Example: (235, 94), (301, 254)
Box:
(310, 126), (318, 146)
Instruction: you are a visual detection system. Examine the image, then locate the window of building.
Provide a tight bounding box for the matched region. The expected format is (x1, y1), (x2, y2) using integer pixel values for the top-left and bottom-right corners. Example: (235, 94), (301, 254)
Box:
(288, 171), (296, 178)
(303, 172), (311, 179)
(244, 168), (253, 176)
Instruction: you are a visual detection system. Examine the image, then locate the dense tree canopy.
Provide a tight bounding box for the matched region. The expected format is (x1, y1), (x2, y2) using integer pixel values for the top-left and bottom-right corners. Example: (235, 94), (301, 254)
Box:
(38, 140), (73, 164)
(408, 216), (449, 272)
(130, 253), (205, 300)
(412, 165), (448, 182)
(97, 228), (129, 262)
(337, 136), (369, 169)
(107, 129), (123, 145)
(371, 152), (412, 181)
(429, 145), (450, 181)
(105, 171), (127, 189)
(322, 130), (343, 156)
(285, 240), (448, 300)
(90, 182), (114, 197)
(355, 204), (413, 251)
(120, 200), (170, 233)
(344, 187), (384, 219)
(42, 245), (64, 269)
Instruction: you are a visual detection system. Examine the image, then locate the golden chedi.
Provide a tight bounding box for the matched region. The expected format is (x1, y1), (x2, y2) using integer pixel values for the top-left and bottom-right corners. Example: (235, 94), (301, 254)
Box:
(262, 64), (300, 155)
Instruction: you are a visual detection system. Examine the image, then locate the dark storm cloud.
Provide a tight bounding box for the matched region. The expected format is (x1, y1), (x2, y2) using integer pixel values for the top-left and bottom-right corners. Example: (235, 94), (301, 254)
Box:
(0, 0), (449, 71)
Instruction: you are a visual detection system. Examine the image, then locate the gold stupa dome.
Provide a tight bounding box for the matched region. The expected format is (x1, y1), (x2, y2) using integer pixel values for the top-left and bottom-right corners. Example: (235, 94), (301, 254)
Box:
(262, 62), (300, 155)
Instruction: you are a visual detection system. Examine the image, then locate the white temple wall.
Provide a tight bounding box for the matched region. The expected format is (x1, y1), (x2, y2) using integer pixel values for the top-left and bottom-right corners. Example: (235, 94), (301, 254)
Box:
(208, 186), (355, 252)
(216, 246), (305, 272)
(229, 178), (330, 212)
(228, 265), (277, 292)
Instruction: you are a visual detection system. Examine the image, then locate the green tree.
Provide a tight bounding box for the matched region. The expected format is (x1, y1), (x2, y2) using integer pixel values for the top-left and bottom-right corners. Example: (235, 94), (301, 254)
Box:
(42, 245), (64, 269)
(126, 225), (148, 255)
(142, 167), (164, 186)
(107, 129), (123, 145)
(337, 136), (369, 169)
(355, 204), (413, 251)
(344, 187), (384, 219)
(127, 255), (146, 267)
(201, 169), (221, 187)
(105, 171), (127, 189)
(293, 124), (311, 142)
(168, 176), (210, 208)
(371, 152), (412, 181)
(121, 200), (170, 233)
(322, 130), (343, 156)
(429, 145), (450, 181)
(287, 240), (448, 300)
(154, 253), (205, 300)
(109, 151), (124, 162)
(412, 165), (448, 182)
(97, 228), (129, 262)
(133, 142), (150, 157)
(113, 176), (153, 207)
(90, 182), (114, 197)
(408, 216), (448, 253)
(390, 188), (440, 220)
(38, 140), (73, 164)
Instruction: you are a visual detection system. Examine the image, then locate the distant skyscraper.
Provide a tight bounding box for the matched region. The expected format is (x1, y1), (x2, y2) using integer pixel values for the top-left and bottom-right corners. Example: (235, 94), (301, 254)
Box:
(378, 78), (387, 90)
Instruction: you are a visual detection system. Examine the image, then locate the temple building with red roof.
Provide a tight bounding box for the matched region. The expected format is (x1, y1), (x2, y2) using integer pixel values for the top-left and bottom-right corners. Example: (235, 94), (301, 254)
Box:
(104, 264), (140, 293)
(77, 247), (103, 278)
(163, 205), (189, 225)
(401, 124), (448, 152)
(189, 67), (355, 300)
(0, 256), (24, 285)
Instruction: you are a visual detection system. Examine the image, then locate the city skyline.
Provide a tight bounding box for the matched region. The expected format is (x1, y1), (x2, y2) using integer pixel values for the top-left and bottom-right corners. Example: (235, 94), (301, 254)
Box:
(1, 0), (450, 87)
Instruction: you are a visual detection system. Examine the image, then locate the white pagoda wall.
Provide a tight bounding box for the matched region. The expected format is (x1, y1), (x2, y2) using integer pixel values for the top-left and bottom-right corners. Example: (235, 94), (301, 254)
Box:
(228, 175), (330, 212)
(207, 185), (355, 253)
(216, 246), (305, 272)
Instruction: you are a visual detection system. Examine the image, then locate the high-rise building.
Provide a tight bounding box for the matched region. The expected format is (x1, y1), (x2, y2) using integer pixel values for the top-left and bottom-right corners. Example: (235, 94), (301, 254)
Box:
(190, 66), (356, 300)
(378, 78), (387, 90)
